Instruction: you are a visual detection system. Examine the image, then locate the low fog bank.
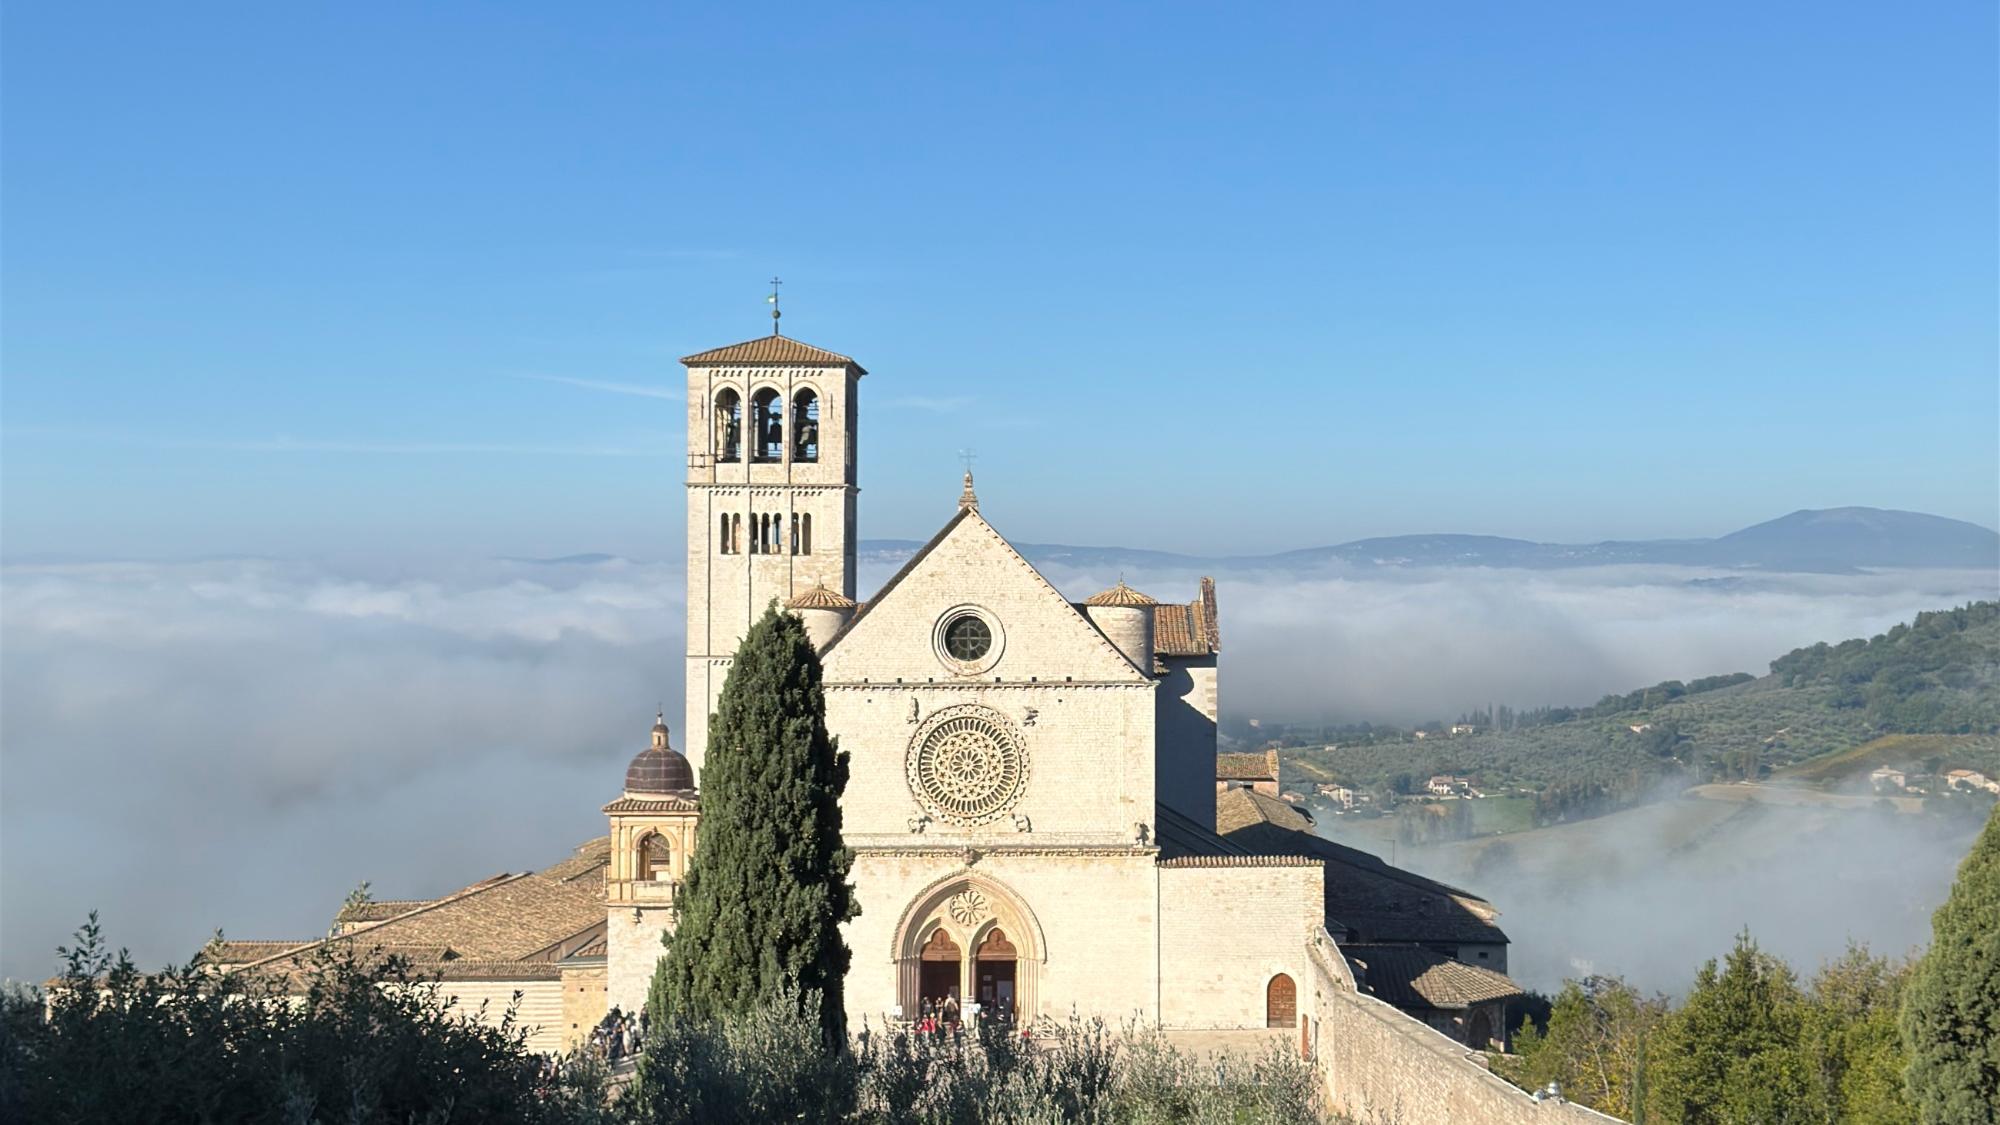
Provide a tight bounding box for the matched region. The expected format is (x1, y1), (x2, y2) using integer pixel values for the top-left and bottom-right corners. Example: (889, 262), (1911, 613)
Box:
(1032, 561), (1998, 725)
(2, 554), (1992, 983)
(1346, 795), (1986, 997)
(1, 557), (684, 982)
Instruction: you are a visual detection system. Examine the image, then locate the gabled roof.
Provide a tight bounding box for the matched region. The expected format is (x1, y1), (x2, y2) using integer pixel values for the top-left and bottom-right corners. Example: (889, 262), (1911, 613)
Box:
(680, 334), (866, 373)
(229, 840), (611, 980)
(1217, 750), (1280, 785)
(1346, 945), (1523, 1010)
(823, 506), (1151, 680)
(1216, 789), (1509, 946)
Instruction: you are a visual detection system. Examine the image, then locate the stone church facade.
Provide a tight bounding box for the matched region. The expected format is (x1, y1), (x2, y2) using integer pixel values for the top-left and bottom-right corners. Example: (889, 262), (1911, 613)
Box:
(610, 330), (1327, 1033)
(200, 325), (1633, 1123)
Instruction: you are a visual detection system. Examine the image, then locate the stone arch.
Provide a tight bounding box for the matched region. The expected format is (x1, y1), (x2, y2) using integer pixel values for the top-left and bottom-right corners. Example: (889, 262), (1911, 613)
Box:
(889, 871), (1045, 1023)
(712, 387), (742, 463)
(749, 386), (784, 462)
(634, 830), (673, 882)
(1266, 972), (1297, 1028)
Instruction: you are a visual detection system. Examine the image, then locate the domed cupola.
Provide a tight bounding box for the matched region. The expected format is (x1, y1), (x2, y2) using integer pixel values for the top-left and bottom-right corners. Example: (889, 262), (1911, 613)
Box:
(787, 578), (858, 650)
(625, 712), (696, 795)
(1083, 579), (1157, 674)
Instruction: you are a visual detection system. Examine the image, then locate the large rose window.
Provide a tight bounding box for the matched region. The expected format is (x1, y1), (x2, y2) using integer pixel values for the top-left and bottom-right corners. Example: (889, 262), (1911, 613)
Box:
(907, 705), (1028, 826)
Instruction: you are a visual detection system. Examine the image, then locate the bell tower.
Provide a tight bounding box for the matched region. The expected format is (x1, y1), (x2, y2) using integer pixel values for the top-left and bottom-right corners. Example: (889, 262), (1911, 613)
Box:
(681, 323), (862, 773)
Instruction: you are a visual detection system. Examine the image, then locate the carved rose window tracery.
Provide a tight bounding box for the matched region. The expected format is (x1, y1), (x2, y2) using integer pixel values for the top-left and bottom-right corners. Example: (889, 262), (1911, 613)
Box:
(907, 706), (1028, 826)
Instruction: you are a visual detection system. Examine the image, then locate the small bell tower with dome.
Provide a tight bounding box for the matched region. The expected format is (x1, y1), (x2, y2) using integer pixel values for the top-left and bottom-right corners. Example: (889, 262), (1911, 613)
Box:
(602, 712), (700, 1013)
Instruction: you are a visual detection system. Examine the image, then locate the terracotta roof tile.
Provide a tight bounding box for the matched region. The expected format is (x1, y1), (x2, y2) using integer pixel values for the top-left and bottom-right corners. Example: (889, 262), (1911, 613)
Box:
(1216, 750), (1280, 785)
(1346, 945), (1523, 1010)
(1216, 789), (1509, 945)
(1085, 580), (1158, 608)
(601, 795), (700, 815)
(680, 335), (865, 373)
(1153, 580), (1219, 656)
(788, 581), (857, 610)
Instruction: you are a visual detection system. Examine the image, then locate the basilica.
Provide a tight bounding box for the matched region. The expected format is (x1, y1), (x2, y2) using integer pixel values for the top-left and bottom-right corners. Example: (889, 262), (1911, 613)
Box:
(206, 326), (1523, 1069)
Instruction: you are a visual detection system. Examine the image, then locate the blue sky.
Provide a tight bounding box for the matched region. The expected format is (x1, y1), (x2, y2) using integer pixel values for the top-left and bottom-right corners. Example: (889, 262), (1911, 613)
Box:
(5, 2), (1995, 559)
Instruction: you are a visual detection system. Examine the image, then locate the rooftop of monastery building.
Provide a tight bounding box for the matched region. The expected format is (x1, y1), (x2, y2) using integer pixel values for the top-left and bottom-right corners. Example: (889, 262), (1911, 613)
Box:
(1215, 749), (1280, 785)
(1213, 787), (1511, 947)
(199, 839), (614, 985)
(1344, 944), (1524, 1011)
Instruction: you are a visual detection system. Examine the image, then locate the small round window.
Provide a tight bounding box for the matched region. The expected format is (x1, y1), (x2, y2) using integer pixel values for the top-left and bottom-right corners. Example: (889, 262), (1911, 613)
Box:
(943, 613), (993, 662)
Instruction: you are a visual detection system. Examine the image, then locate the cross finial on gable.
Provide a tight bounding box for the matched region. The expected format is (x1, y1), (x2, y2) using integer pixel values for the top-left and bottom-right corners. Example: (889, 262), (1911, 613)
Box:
(766, 276), (783, 336)
(956, 450), (979, 511)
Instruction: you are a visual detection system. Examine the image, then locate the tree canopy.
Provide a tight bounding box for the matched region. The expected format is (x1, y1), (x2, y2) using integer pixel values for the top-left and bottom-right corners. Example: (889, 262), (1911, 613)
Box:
(647, 605), (857, 1045)
(1901, 805), (2000, 1121)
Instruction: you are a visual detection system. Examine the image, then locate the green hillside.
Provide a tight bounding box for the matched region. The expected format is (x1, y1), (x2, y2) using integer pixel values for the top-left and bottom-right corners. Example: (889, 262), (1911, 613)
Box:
(1289, 602), (2000, 824)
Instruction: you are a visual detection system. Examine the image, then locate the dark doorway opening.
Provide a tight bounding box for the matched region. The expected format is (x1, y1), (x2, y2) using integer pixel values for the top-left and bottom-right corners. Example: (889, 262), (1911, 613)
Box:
(975, 928), (1018, 1022)
(918, 929), (961, 1019)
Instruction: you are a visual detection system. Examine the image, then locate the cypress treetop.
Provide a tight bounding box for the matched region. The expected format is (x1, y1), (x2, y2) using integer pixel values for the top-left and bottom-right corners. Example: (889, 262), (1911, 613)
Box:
(648, 604), (857, 1044)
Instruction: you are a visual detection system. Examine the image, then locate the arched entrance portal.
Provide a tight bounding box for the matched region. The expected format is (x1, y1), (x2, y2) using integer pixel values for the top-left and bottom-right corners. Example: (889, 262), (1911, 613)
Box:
(917, 928), (962, 1015)
(892, 875), (1045, 1027)
(974, 928), (1018, 1021)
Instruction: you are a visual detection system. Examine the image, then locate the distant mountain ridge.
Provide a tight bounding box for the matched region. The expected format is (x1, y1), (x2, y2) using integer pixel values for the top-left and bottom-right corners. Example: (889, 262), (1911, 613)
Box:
(861, 507), (2000, 575)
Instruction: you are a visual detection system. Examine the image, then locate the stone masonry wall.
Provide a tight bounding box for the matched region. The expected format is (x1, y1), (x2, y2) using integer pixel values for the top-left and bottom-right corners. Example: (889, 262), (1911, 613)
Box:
(1158, 858), (1322, 1029)
(1304, 931), (1625, 1124)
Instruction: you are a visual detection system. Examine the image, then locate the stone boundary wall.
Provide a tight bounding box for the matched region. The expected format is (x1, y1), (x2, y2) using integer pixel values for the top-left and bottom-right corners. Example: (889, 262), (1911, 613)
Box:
(1304, 931), (1624, 1125)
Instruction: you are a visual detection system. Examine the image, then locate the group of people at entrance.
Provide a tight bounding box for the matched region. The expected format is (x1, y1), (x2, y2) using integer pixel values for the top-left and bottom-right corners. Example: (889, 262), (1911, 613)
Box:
(913, 993), (1018, 1038)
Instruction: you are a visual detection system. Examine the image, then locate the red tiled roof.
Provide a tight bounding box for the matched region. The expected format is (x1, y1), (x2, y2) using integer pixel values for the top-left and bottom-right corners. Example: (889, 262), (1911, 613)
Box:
(681, 335), (865, 373)
(1346, 945), (1522, 1010)
(1154, 578), (1219, 656)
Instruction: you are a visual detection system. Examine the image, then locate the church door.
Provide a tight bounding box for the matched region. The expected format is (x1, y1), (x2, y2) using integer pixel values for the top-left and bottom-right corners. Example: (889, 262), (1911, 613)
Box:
(974, 928), (1018, 1022)
(1266, 973), (1297, 1028)
(918, 929), (962, 1018)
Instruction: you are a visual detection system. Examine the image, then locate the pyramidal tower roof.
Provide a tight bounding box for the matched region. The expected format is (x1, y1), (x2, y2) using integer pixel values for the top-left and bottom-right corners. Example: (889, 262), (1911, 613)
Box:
(680, 335), (865, 373)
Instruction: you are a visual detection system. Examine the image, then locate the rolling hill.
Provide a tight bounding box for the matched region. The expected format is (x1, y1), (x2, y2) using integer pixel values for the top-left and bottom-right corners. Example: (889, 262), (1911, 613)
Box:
(1287, 602), (2000, 823)
(860, 506), (2000, 575)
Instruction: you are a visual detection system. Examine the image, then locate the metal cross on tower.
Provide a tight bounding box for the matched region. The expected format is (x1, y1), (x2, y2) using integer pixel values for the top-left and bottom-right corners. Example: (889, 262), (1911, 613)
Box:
(767, 277), (783, 335)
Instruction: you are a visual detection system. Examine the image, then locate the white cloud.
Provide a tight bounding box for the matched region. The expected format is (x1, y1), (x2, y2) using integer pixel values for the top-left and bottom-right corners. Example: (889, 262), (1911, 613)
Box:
(2, 553), (1990, 989)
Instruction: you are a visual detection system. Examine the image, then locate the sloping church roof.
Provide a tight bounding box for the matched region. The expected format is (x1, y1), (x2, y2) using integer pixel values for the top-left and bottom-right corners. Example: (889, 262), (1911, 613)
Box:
(680, 334), (866, 373)
(821, 504), (1153, 680)
(1216, 788), (1510, 946)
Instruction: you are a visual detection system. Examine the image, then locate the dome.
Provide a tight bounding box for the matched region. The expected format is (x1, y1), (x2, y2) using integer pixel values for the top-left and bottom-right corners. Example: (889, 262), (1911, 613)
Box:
(787, 579), (857, 610)
(626, 712), (696, 794)
(1084, 579), (1157, 608)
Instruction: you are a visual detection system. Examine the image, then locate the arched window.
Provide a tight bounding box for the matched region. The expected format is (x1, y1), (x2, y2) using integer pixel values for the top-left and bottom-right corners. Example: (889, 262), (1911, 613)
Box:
(1266, 973), (1297, 1028)
(750, 514), (762, 555)
(800, 513), (812, 555)
(750, 389), (782, 463)
(714, 390), (742, 463)
(719, 513), (733, 554)
(731, 513), (742, 555)
(638, 833), (673, 882)
(792, 389), (820, 463)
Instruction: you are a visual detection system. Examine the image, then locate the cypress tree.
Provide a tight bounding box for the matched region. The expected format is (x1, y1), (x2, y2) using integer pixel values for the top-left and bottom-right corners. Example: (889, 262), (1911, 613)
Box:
(1901, 805), (2000, 1121)
(648, 605), (858, 1044)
